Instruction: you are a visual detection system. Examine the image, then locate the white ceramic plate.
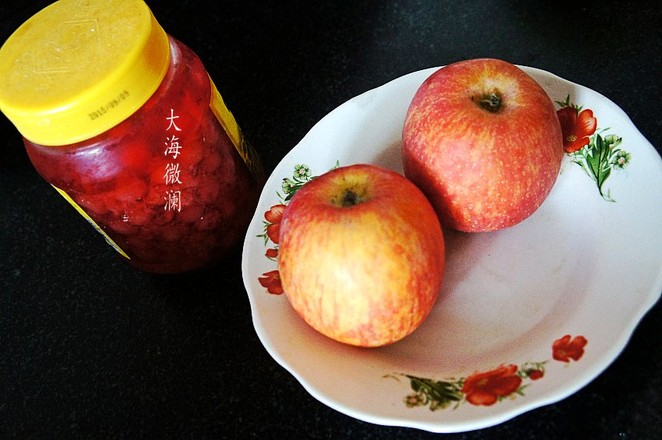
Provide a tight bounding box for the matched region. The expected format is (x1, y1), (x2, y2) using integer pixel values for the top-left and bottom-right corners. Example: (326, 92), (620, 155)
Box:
(241, 66), (662, 433)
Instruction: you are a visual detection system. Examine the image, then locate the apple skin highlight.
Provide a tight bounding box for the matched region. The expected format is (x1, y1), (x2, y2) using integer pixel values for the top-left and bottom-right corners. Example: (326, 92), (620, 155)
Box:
(277, 164), (445, 347)
(402, 58), (564, 233)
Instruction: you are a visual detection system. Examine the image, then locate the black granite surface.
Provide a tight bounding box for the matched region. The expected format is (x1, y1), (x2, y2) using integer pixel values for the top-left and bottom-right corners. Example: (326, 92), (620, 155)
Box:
(1, 1), (661, 439)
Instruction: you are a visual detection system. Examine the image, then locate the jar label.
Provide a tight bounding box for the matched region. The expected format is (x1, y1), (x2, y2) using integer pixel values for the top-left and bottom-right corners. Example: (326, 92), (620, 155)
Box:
(208, 78), (263, 181)
(51, 185), (131, 260)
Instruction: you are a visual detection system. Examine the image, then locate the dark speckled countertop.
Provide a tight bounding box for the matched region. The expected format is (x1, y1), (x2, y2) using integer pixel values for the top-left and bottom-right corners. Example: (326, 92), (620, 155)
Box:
(1, 1), (660, 438)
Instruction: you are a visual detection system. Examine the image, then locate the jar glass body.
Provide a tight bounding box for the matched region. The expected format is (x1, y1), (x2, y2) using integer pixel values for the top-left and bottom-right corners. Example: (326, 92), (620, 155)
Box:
(24, 37), (263, 273)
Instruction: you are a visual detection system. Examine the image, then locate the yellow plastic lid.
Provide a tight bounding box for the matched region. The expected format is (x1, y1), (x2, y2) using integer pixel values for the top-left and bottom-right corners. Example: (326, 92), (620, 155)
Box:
(0, 0), (170, 146)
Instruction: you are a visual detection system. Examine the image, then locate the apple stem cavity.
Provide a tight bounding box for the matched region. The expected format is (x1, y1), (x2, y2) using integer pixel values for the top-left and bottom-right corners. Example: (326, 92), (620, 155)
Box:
(332, 187), (365, 207)
(341, 189), (360, 207)
(473, 90), (503, 114)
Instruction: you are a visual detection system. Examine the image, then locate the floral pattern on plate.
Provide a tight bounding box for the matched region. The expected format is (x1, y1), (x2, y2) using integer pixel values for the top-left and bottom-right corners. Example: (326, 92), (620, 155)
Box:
(391, 334), (588, 411)
(556, 95), (631, 201)
(257, 163), (321, 295)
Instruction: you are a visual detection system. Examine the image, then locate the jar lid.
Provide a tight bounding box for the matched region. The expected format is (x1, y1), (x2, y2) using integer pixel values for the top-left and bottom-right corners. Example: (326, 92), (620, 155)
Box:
(0, 0), (170, 146)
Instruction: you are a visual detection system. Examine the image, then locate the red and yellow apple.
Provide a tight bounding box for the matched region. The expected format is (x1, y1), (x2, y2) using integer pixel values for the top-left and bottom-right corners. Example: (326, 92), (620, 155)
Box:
(277, 164), (445, 347)
(402, 58), (564, 232)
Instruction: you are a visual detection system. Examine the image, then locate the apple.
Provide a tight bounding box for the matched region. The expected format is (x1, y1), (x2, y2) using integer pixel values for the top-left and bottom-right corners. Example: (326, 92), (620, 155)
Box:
(402, 58), (564, 232)
(277, 164), (445, 347)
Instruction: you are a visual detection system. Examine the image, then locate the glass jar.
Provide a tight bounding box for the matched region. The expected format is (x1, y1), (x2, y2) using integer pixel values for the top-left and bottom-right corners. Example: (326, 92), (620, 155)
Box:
(0, 0), (264, 273)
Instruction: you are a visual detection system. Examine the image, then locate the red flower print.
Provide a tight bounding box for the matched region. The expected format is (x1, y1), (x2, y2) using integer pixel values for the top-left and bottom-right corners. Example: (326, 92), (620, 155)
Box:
(460, 364), (523, 406)
(557, 106), (598, 153)
(552, 334), (588, 362)
(528, 370), (544, 380)
(264, 204), (286, 244)
(258, 270), (284, 295)
(265, 248), (278, 259)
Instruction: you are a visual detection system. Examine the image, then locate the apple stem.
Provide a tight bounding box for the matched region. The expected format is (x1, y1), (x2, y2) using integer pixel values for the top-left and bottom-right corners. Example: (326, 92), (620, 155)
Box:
(474, 91), (502, 113)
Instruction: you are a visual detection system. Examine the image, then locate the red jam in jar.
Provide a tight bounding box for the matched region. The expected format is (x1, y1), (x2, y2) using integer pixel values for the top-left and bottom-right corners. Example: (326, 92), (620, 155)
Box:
(0, 0), (264, 273)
